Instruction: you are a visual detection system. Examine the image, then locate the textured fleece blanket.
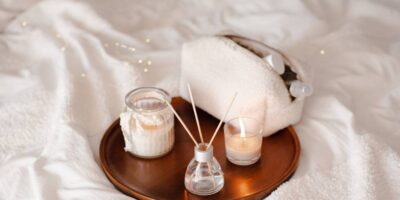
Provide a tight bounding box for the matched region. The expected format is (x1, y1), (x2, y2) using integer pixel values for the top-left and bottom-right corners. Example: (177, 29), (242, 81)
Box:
(0, 0), (399, 199)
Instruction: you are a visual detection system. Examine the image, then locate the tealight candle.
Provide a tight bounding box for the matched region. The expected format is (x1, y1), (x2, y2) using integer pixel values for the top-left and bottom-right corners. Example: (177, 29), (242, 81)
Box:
(224, 117), (263, 166)
(120, 87), (174, 158)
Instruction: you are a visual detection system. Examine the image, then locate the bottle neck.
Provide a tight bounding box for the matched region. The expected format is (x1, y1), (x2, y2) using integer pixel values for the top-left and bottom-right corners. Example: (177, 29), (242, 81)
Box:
(194, 143), (213, 162)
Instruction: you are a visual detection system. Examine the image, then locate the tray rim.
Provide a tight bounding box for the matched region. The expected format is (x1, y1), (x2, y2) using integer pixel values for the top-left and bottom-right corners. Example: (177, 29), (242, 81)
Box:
(99, 116), (300, 200)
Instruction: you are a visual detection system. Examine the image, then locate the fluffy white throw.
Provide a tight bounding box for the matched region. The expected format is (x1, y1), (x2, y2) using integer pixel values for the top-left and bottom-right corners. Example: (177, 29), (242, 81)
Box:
(1, 0), (400, 200)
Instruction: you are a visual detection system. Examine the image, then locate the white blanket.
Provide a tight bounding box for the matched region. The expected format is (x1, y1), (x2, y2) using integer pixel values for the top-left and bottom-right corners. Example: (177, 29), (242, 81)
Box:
(1, 0), (399, 199)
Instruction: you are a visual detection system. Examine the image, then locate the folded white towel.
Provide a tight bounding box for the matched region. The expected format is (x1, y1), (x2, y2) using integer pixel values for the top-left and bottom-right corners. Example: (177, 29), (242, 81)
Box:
(179, 36), (305, 136)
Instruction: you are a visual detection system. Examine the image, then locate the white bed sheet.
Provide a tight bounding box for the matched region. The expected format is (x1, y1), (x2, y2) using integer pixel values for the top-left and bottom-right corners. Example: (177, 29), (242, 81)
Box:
(0, 0), (399, 199)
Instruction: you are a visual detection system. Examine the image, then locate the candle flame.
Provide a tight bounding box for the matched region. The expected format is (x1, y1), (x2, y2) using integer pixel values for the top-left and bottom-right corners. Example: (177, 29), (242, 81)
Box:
(239, 118), (246, 138)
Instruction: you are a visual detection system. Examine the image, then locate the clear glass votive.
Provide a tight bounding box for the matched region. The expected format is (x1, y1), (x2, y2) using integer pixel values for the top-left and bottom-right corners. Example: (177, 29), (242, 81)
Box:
(120, 87), (174, 159)
(224, 117), (263, 166)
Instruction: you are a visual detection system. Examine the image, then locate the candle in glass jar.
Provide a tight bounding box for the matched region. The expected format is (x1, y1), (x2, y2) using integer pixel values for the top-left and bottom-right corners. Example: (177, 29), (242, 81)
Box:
(225, 134), (262, 163)
(125, 114), (174, 158)
(224, 117), (263, 166)
(120, 87), (175, 159)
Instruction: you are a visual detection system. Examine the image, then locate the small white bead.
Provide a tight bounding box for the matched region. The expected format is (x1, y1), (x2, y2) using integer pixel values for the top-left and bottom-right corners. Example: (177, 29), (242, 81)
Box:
(144, 68), (148, 72)
(21, 21), (28, 27)
(320, 50), (325, 55)
(147, 60), (152, 66)
(81, 73), (86, 77)
(145, 38), (151, 43)
(115, 42), (120, 46)
(138, 59), (143, 64)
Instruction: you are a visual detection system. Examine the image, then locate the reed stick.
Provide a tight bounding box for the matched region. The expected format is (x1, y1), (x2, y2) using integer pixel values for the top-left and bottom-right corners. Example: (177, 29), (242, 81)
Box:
(187, 84), (204, 143)
(165, 100), (199, 147)
(207, 92), (238, 149)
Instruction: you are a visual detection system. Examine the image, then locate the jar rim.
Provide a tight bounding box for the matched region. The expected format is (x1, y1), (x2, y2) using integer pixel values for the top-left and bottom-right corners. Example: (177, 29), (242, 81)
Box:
(124, 87), (171, 113)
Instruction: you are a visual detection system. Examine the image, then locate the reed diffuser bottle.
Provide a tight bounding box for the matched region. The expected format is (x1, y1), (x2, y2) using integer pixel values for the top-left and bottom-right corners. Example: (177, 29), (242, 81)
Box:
(184, 143), (224, 196)
(165, 84), (236, 196)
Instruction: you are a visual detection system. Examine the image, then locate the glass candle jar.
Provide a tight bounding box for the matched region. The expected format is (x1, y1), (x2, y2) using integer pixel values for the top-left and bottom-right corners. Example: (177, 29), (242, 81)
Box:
(120, 87), (174, 158)
(224, 117), (263, 166)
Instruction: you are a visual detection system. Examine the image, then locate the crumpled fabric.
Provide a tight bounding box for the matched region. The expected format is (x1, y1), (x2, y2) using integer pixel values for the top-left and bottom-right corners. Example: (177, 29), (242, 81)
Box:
(0, 0), (399, 199)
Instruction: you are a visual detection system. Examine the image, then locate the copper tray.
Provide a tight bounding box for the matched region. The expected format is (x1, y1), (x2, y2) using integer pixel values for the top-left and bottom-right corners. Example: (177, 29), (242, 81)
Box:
(100, 97), (300, 200)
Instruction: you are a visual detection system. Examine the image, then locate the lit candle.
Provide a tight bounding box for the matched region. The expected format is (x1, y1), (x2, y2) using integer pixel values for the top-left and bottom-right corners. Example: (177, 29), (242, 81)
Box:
(224, 117), (263, 166)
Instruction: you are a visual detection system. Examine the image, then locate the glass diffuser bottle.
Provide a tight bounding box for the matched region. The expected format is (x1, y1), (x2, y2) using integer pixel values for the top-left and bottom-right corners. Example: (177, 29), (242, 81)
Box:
(184, 143), (224, 196)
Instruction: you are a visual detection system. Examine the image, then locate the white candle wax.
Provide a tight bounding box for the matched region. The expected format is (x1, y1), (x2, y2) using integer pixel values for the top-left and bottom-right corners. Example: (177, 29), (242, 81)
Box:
(121, 112), (174, 158)
(225, 133), (262, 165)
(130, 120), (174, 158)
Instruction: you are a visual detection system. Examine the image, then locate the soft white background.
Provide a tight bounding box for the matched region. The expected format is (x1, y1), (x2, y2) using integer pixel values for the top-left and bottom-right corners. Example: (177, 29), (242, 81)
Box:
(0, 0), (399, 199)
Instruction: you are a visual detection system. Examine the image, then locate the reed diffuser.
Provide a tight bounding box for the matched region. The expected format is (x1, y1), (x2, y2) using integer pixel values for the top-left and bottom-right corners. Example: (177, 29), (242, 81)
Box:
(165, 84), (237, 196)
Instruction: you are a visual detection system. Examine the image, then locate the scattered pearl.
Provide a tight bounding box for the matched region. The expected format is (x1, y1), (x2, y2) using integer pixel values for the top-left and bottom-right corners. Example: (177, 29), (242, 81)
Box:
(115, 42), (120, 46)
(320, 50), (325, 55)
(146, 60), (152, 66)
(104, 43), (109, 48)
(81, 73), (86, 78)
(145, 38), (151, 43)
(21, 21), (28, 27)
(129, 47), (136, 52)
(60, 46), (66, 51)
(144, 68), (148, 72)
(120, 44), (127, 48)
(138, 59), (143, 64)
